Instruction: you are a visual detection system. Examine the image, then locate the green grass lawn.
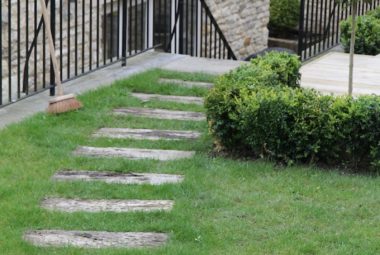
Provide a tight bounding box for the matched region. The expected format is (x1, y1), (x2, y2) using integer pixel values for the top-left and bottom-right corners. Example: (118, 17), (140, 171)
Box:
(0, 69), (379, 255)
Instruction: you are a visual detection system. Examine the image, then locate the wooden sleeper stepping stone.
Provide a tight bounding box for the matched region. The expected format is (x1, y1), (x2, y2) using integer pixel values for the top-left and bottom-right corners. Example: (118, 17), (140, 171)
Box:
(53, 170), (184, 185)
(74, 146), (195, 161)
(113, 107), (206, 121)
(131, 93), (204, 105)
(158, 78), (214, 89)
(41, 198), (174, 213)
(24, 230), (168, 248)
(93, 128), (201, 140)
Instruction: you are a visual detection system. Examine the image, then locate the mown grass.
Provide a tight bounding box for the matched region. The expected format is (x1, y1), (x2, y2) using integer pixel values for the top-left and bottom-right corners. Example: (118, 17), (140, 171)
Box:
(0, 69), (379, 255)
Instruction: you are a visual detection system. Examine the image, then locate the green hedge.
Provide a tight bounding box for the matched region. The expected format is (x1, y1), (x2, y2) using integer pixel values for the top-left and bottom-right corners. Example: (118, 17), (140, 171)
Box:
(269, 0), (300, 30)
(340, 8), (380, 55)
(205, 52), (380, 173)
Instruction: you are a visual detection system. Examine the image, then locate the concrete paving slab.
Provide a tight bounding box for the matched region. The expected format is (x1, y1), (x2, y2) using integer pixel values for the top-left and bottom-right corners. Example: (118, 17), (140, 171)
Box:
(158, 78), (214, 89)
(52, 170), (184, 185)
(24, 230), (168, 248)
(74, 146), (195, 161)
(161, 55), (244, 75)
(301, 52), (380, 95)
(113, 108), (206, 121)
(131, 93), (204, 105)
(41, 198), (174, 213)
(93, 128), (201, 140)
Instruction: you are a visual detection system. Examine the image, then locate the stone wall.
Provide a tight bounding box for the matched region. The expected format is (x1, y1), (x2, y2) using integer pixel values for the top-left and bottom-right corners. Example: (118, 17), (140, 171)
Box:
(205, 0), (270, 59)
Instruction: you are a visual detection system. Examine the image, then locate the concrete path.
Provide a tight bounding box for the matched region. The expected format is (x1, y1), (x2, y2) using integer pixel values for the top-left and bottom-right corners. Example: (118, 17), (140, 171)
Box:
(161, 55), (244, 75)
(0, 52), (242, 130)
(113, 108), (206, 121)
(301, 52), (380, 95)
(74, 146), (195, 161)
(132, 93), (204, 105)
(24, 230), (168, 248)
(93, 128), (201, 140)
(53, 170), (184, 185)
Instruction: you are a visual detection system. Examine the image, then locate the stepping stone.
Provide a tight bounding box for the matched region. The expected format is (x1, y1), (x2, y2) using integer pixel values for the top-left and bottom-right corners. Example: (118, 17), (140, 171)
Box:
(158, 78), (214, 89)
(93, 128), (201, 140)
(41, 198), (174, 213)
(113, 108), (206, 121)
(131, 93), (204, 105)
(74, 146), (195, 161)
(53, 170), (184, 185)
(24, 230), (168, 248)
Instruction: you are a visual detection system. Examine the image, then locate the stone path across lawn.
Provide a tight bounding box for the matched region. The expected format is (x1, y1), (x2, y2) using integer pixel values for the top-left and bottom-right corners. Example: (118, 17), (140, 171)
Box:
(74, 146), (195, 161)
(131, 92), (204, 105)
(24, 230), (168, 248)
(93, 128), (201, 140)
(53, 170), (184, 185)
(158, 78), (214, 89)
(113, 107), (206, 121)
(41, 198), (174, 213)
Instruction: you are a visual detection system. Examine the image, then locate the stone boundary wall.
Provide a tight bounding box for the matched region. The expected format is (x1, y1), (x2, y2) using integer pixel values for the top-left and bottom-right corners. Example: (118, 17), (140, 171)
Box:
(205, 0), (270, 59)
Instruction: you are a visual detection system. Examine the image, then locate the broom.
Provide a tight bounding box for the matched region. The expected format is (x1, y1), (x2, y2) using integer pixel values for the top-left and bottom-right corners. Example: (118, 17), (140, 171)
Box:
(39, 0), (82, 114)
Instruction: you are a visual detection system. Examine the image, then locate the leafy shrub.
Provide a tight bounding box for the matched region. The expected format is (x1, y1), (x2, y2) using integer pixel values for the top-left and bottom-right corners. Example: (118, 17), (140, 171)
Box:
(340, 10), (380, 55)
(205, 52), (301, 148)
(205, 52), (380, 173)
(269, 0), (300, 30)
(250, 51), (301, 88)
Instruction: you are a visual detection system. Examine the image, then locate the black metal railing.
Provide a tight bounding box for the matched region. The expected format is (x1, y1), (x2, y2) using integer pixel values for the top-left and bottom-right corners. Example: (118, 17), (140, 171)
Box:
(298, 0), (380, 61)
(0, 0), (235, 107)
(166, 0), (236, 60)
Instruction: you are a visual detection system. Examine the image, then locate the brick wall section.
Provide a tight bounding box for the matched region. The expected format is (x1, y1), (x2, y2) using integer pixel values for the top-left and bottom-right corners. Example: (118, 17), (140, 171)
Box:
(205, 0), (270, 59)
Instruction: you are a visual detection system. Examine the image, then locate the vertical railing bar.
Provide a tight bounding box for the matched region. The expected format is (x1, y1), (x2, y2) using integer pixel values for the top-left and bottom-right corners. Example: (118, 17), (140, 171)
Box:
(90, 0), (93, 69)
(110, 0), (114, 61)
(26, 1), (30, 95)
(129, 0), (132, 55)
(140, 0), (144, 52)
(117, 0), (121, 59)
(0, 0), (2, 105)
(97, 0), (100, 67)
(17, 0), (21, 99)
(35, 0), (38, 91)
(103, 0), (107, 64)
(67, 0), (71, 79)
(75, 0), (78, 75)
(82, 0), (86, 73)
(59, 0), (63, 81)
(122, 0), (128, 66)
(42, 0), (47, 89)
(135, 0), (138, 54)
(50, 0), (56, 96)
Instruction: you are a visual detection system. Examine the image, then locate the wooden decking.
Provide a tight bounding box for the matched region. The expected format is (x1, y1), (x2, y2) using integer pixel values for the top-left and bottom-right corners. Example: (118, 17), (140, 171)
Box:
(301, 52), (380, 96)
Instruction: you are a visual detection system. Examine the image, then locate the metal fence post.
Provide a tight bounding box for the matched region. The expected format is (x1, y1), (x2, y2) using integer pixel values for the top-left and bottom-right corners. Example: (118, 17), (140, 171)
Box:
(178, 0), (184, 54)
(121, 0), (128, 66)
(49, 0), (56, 96)
(298, 0), (305, 59)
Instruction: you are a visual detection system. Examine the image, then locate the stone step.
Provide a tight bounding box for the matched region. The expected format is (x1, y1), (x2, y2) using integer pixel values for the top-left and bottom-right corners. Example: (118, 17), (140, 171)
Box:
(113, 107), (206, 121)
(24, 230), (168, 248)
(131, 93), (204, 105)
(41, 198), (174, 213)
(74, 146), (195, 161)
(93, 128), (201, 141)
(52, 170), (184, 185)
(158, 78), (214, 89)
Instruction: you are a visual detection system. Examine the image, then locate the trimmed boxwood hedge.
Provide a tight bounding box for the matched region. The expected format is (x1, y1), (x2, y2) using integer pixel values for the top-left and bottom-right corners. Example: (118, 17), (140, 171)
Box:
(340, 7), (380, 55)
(269, 0), (300, 31)
(205, 52), (380, 173)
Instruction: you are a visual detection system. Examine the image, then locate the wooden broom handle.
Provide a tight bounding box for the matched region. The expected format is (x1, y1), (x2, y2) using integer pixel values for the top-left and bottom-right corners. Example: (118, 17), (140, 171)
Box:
(39, 0), (64, 96)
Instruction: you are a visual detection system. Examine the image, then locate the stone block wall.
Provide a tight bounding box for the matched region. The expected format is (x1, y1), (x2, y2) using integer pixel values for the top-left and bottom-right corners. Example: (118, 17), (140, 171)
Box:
(205, 0), (270, 59)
